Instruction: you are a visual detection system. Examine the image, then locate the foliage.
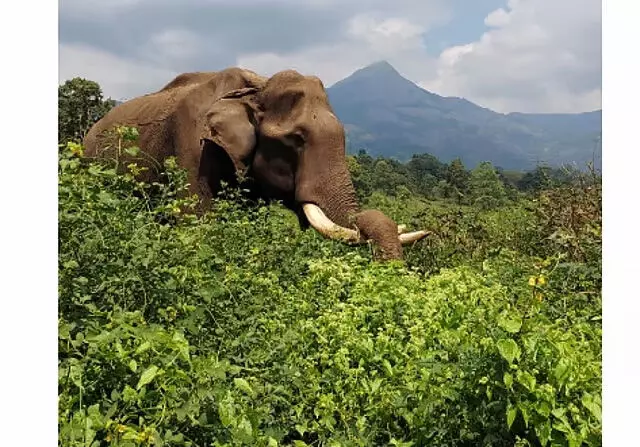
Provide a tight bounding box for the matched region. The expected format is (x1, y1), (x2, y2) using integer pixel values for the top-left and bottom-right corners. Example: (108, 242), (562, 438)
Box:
(59, 132), (601, 446)
(469, 161), (509, 210)
(406, 153), (447, 197)
(445, 158), (471, 203)
(346, 150), (587, 211)
(59, 77), (116, 144)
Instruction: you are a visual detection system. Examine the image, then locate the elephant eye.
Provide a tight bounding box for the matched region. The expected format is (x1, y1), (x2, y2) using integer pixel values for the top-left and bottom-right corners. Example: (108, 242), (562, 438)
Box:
(286, 130), (305, 148)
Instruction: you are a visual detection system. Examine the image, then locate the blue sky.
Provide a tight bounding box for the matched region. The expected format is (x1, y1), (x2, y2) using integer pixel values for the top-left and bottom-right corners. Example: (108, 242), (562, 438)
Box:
(58, 0), (601, 113)
(423, 0), (506, 56)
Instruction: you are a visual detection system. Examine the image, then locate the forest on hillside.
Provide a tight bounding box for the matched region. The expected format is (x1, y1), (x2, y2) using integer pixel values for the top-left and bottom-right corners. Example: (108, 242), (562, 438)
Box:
(58, 78), (602, 446)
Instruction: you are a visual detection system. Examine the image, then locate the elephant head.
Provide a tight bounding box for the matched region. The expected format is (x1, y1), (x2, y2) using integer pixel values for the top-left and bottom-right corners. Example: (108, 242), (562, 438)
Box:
(199, 69), (428, 260)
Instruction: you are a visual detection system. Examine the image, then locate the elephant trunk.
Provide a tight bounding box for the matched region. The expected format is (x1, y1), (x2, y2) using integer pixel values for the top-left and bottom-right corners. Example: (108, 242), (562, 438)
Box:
(297, 155), (429, 261)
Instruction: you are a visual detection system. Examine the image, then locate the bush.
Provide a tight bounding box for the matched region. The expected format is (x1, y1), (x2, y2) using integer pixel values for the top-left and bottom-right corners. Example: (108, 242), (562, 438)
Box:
(58, 144), (601, 446)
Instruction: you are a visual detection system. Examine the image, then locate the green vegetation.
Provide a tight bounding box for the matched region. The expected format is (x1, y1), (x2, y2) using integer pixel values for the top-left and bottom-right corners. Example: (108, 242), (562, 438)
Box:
(58, 150), (601, 446)
(58, 80), (601, 446)
(58, 78), (116, 144)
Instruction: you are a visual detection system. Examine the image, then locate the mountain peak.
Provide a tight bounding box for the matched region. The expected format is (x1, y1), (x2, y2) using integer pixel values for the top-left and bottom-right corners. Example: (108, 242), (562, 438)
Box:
(362, 60), (398, 73)
(325, 61), (602, 171)
(328, 59), (437, 106)
(347, 60), (402, 80)
(330, 60), (414, 92)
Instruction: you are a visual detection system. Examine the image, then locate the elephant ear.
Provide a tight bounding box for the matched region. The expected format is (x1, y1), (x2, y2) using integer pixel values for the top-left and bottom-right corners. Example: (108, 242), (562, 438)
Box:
(200, 87), (261, 174)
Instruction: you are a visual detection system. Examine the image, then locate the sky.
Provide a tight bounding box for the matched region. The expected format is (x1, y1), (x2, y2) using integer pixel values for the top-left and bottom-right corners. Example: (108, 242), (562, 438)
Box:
(58, 0), (601, 114)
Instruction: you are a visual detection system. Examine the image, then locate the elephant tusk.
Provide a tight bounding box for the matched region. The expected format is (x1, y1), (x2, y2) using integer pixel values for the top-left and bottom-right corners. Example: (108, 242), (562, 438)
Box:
(302, 203), (363, 244)
(399, 230), (431, 245)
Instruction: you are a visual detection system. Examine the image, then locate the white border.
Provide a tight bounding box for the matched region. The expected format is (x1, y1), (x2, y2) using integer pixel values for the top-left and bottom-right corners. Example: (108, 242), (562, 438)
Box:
(602, 0), (640, 445)
(1, 1), (59, 445)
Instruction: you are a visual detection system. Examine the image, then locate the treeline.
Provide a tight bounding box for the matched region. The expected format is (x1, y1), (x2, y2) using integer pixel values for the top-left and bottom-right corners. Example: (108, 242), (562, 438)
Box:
(348, 149), (593, 209)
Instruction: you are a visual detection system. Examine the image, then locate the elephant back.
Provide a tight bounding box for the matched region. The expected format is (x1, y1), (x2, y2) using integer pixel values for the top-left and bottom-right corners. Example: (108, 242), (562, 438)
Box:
(82, 75), (212, 174)
(82, 68), (267, 182)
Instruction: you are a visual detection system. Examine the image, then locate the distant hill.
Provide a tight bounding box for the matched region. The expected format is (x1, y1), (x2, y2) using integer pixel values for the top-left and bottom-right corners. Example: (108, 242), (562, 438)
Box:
(327, 61), (601, 170)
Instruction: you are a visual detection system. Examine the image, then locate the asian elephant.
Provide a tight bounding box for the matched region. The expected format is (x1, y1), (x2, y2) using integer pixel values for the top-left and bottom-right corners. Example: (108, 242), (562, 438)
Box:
(83, 67), (428, 260)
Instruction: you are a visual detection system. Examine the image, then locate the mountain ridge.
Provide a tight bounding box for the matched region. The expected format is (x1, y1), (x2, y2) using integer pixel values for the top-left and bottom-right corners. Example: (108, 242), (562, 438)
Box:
(326, 60), (601, 170)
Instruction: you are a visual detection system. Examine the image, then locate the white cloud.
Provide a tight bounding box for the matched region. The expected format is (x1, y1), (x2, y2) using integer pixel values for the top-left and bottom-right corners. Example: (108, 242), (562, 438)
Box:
(347, 15), (425, 52)
(484, 8), (511, 28)
(419, 0), (601, 113)
(59, 43), (178, 100)
(58, 0), (600, 113)
(237, 12), (437, 87)
(237, 45), (376, 87)
(59, 0), (449, 97)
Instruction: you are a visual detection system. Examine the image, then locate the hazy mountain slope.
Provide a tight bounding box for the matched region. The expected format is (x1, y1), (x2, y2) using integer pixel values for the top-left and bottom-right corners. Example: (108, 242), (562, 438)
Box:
(327, 61), (601, 170)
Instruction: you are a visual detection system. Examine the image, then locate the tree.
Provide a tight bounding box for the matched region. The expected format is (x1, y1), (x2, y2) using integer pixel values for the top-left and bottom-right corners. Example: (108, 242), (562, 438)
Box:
(407, 153), (447, 197)
(469, 161), (508, 210)
(372, 159), (396, 192)
(347, 155), (371, 200)
(58, 77), (116, 144)
(517, 166), (554, 192)
(354, 149), (374, 170)
(445, 158), (470, 204)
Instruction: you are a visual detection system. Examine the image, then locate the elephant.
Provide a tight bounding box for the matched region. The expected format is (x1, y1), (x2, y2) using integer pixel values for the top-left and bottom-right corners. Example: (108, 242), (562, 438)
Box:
(83, 67), (429, 261)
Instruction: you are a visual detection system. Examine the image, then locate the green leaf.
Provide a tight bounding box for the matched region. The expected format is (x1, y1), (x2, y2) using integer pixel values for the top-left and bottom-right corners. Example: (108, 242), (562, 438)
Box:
(519, 403), (530, 428)
(498, 314), (522, 333)
(122, 385), (137, 403)
(135, 341), (151, 355)
(382, 359), (393, 376)
(536, 401), (551, 417)
(516, 370), (536, 392)
(535, 420), (551, 446)
(128, 359), (137, 373)
(496, 338), (521, 364)
(122, 431), (139, 441)
(581, 393), (602, 422)
(506, 404), (518, 429)
(234, 378), (254, 397)
(124, 146), (140, 156)
(551, 407), (566, 420)
(369, 378), (383, 394)
(69, 364), (84, 389)
(63, 260), (79, 270)
(136, 365), (159, 390)
(218, 400), (235, 427)
(504, 372), (513, 390)
(105, 401), (118, 420)
(554, 360), (570, 384)
(390, 439), (415, 447)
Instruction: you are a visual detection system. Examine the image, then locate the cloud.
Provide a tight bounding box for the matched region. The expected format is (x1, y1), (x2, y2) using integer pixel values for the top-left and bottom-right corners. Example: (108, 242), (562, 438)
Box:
(419, 0), (602, 113)
(59, 0), (449, 98)
(58, 43), (178, 100)
(58, 0), (601, 113)
(347, 15), (425, 52)
(237, 12), (437, 86)
(235, 1), (451, 86)
(59, 0), (354, 73)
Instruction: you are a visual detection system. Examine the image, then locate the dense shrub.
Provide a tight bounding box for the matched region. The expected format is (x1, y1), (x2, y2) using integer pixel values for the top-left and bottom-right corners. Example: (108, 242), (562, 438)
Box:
(58, 144), (601, 447)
